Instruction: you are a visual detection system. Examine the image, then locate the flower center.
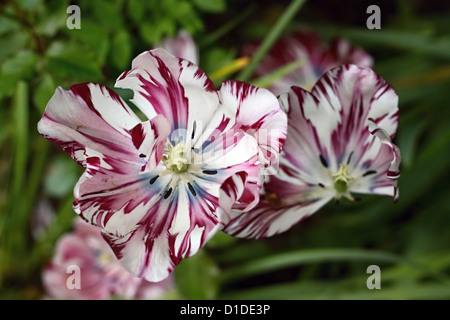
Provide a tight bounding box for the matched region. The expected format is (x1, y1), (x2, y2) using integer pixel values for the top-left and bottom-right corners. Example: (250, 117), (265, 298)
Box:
(162, 141), (190, 174)
(332, 164), (352, 194)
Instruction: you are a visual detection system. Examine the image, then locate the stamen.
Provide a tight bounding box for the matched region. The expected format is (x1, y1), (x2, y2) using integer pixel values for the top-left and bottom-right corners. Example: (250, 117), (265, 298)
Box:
(202, 170), (217, 175)
(347, 151), (354, 165)
(362, 170), (377, 177)
(332, 164), (353, 194)
(191, 121), (196, 139)
(318, 183), (325, 188)
(149, 176), (159, 185)
(139, 153), (146, 158)
(162, 140), (190, 174)
(319, 154), (328, 168)
(187, 182), (196, 196)
(164, 188), (173, 199)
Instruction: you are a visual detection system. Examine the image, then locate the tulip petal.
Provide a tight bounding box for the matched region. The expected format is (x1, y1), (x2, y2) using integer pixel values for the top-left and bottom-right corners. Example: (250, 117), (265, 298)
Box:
(115, 48), (219, 135)
(37, 83), (143, 166)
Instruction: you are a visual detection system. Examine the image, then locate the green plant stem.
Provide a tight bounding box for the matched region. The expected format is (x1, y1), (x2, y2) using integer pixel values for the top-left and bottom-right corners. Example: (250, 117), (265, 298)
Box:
(200, 5), (256, 48)
(221, 248), (450, 284)
(22, 139), (50, 220)
(236, 0), (307, 82)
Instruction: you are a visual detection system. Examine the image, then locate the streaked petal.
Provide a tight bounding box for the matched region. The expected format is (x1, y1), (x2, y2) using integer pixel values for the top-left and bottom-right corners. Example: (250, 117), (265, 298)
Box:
(115, 48), (219, 134)
(288, 64), (399, 177)
(130, 115), (171, 172)
(74, 161), (171, 238)
(223, 196), (331, 239)
(196, 81), (286, 169)
(349, 120), (401, 201)
(37, 83), (142, 166)
(101, 178), (221, 282)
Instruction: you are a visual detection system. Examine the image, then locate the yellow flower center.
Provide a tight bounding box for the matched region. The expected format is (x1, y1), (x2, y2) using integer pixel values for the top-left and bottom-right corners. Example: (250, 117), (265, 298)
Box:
(162, 141), (190, 174)
(332, 164), (352, 194)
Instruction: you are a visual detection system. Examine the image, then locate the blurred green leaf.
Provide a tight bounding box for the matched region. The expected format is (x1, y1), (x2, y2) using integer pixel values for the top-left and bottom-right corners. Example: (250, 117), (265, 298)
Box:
(0, 46), (35, 99)
(206, 232), (237, 249)
(16, 0), (42, 10)
(111, 30), (132, 70)
(175, 251), (220, 299)
(202, 47), (236, 85)
(237, 0), (307, 81)
(193, 0), (226, 13)
(65, 23), (110, 64)
(328, 27), (450, 60)
(251, 58), (306, 88)
(0, 16), (20, 35)
(46, 56), (101, 80)
(1, 50), (37, 76)
(222, 248), (401, 283)
(127, 0), (146, 23)
(46, 45), (103, 81)
(11, 81), (29, 201)
(44, 155), (80, 198)
(35, 6), (69, 37)
(396, 117), (426, 169)
(140, 20), (175, 45)
(222, 279), (450, 300)
(33, 74), (55, 113)
(90, 0), (124, 31)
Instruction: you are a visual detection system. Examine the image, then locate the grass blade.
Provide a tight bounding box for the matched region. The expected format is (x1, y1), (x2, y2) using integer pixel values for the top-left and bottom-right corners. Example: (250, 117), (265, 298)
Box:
(236, 0), (307, 82)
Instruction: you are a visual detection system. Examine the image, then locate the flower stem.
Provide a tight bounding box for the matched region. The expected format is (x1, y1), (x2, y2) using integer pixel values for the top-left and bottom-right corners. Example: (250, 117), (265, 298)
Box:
(236, 0), (307, 82)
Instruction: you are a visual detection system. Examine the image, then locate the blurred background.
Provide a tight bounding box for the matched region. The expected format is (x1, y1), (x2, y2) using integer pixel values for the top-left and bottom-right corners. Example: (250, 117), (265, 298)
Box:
(1, 0), (450, 299)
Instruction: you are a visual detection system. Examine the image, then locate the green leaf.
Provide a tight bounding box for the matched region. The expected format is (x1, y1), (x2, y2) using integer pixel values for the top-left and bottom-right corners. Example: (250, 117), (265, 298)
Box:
(16, 0), (42, 10)
(396, 118), (426, 169)
(237, 0), (307, 81)
(1, 50), (37, 76)
(221, 248), (401, 284)
(0, 31), (30, 61)
(193, 0), (226, 13)
(206, 231), (237, 249)
(65, 23), (110, 64)
(326, 27), (450, 60)
(36, 7), (69, 37)
(91, 0), (124, 31)
(33, 74), (55, 113)
(140, 19), (175, 45)
(0, 49), (36, 99)
(44, 155), (80, 198)
(251, 58), (306, 88)
(175, 251), (220, 299)
(127, 0), (146, 23)
(0, 16), (20, 35)
(46, 55), (102, 81)
(11, 81), (29, 201)
(111, 29), (132, 69)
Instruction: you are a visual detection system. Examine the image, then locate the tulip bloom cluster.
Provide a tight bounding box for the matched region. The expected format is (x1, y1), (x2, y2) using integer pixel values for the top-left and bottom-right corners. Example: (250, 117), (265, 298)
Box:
(38, 31), (401, 284)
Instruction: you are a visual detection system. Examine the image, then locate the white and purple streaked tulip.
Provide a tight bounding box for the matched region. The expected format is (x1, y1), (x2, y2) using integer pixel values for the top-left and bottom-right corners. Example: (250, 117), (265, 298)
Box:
(37, 48), (287, 282)
(223, 65), (401, 239)
(244, 30), (374, 96)
(43, 219), (174, 300)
